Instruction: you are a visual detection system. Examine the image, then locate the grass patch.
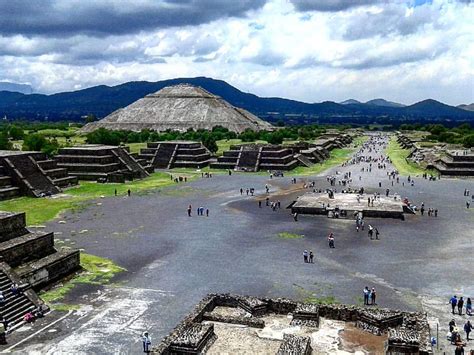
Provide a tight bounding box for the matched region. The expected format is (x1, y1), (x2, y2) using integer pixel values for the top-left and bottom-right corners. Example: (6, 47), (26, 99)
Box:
(288, 148), (354, 176)
(40, 253), (125, 304)
(385, 137), (433, 176)
(277, 232), (304, 239)
(216, 139), (268, 156)
(127, 142), (147, 154)
(0, 172), (195, 225)
(294, 284), (338, 305)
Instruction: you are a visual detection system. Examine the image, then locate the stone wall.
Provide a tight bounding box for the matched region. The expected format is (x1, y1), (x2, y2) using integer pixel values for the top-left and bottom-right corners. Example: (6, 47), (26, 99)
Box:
(153, 294), (432, 355)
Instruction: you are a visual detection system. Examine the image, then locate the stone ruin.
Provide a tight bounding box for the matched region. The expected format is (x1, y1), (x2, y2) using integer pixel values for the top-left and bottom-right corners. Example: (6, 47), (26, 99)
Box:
(138, 141), (213, 170)
(211, 134), (352, 172)
(153, 293), (432, 354)
(54, 144), (150, 183)
(80, 84), (274, 134)
(430, 149), (474, 177)
(0, 150), (78, 200)
(0, 211), (80, 329)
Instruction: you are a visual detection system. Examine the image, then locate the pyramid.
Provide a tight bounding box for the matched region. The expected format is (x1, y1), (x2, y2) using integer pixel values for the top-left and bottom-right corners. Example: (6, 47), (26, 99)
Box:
(81, 84), (273, 133)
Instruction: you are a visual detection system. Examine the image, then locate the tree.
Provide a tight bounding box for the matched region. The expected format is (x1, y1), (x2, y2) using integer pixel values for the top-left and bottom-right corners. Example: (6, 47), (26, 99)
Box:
(8, 125), (25, 140)
(202, 135), (218, 153)
(84, 114), (97, 123)
(23, 134), (48, 151)
(0, 132), (12, 150)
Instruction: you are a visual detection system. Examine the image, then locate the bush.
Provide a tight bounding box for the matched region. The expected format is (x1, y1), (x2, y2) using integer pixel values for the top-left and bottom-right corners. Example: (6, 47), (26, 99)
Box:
(23, 134), (48, 151)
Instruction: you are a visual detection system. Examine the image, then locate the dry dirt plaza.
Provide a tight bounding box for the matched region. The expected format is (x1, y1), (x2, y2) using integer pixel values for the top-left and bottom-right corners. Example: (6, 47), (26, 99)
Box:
(5, 136), (473, 354)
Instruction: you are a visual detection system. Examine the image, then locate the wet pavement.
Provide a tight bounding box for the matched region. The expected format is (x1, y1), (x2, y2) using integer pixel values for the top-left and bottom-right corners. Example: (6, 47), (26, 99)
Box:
(11, 135), (474, 353)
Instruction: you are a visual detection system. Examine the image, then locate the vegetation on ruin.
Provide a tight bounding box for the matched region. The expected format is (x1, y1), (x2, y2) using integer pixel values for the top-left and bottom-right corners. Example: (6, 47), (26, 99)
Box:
(40, 253), (125, 307)
(385, 137), (431, 176)
(287, 136), (368, 176)
(0, 172), (196, 225)
(400, 122), (474, 147)
(277, 232), (304, 239)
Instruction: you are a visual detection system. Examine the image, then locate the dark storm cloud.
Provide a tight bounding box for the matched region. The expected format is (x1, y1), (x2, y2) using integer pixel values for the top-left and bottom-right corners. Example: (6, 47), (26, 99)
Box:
(0, 0), (267, 37)
(290, 0), (384, 12)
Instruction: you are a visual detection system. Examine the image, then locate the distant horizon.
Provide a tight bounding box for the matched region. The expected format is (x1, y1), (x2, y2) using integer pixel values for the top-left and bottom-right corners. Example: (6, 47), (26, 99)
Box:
(1, 77), (472, 108)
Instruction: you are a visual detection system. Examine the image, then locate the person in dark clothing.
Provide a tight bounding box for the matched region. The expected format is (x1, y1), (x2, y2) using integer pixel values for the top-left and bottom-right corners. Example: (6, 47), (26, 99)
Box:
(451, 295), (458, 314)
(458, 297), (464, 315)
(309, 251), (314, 263)
(464, 320), (472, 341)
(127, 189), (131, 197)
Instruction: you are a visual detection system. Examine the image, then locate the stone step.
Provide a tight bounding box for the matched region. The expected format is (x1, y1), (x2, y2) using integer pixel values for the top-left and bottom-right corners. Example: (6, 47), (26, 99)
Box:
(0, 231), (55, 267)
(15, 249), (81, 288)
(57, 162), (121, 173)
(0, 212), (28, 243)
(55, 154), (116, 164)
(0, 186), (20, 200)
(53, 175), (79, 188)
(35, 159), (57, 170)
(44, 167), (69, 179)
(66, 172), (108, 181)
(0, 175), (12, 187)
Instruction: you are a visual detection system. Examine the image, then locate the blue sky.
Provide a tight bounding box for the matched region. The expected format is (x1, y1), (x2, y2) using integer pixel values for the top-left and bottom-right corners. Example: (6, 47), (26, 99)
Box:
(0, 0), (472, 105)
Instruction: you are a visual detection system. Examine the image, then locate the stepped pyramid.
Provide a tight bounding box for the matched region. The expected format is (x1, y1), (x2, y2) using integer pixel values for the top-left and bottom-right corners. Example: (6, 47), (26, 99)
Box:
(81, 84), (274, 133)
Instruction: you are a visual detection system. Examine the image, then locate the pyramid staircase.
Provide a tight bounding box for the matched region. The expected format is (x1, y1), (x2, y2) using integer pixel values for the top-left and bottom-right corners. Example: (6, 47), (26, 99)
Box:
(0, 151), (78, 200)
(0, 211), (80, 332)
(139, 141), (213, 170)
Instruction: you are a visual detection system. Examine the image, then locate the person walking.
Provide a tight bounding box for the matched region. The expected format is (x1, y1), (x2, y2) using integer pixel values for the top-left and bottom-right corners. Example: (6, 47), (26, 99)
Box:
(187, 205), (192, 217)
(375, 228), (380, 240)
(309, 250), (314, 263)
(464, 320), (472, 341)
(141, 331), (152, 353)
(127, 189), (131, 197)
(466, 298), (472, 316)
(206, 209), (209, 217)
(458, 297), (465, 315)
(451, 295), (458, 314)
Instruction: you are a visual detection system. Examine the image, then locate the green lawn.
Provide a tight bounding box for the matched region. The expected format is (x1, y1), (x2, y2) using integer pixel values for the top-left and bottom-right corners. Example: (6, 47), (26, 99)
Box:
(385, 137), (430, 176)
(40, 253), (125, 308)
(288, 148), (354, 176)
(0, 172), (196, 225)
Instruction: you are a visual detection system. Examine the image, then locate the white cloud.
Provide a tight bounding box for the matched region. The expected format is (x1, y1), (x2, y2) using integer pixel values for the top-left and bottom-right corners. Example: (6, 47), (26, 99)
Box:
(0, 0), (472, 105)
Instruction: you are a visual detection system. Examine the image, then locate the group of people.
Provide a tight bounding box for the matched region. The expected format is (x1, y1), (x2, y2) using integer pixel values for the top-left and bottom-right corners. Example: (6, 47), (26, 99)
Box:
(187, 204), (209, 217)
(240, 187), (255, 196)
(302, 249), (314, 263)
(450, 295), (472, 316)
(363, 286), (377, 305)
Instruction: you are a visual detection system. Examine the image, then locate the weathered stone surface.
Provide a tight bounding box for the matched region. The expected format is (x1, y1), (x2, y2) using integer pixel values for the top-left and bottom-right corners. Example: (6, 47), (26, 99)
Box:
(81, 84), (274, 133)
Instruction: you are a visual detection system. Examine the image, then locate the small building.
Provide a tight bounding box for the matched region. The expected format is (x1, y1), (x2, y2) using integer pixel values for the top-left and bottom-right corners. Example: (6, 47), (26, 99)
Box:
(54, 145), (150, 182)
(430, 150), (474, 176)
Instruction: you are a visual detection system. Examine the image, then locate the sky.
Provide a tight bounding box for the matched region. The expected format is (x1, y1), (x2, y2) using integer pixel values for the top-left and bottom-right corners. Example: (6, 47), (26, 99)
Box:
(0, 0), (472, 105)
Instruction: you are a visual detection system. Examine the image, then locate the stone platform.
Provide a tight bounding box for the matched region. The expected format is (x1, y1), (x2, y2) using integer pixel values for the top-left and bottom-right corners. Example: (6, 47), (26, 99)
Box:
(0, 150), (78, 200)
(54, 144), (149, 182)
(153, 294), (432, 355)
(290, 192), (406, 219)
(0, 211), (80, 330)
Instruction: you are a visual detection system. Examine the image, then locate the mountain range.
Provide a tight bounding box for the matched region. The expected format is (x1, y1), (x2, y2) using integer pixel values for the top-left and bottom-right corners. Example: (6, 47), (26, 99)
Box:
(0, 77), (472, 123)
